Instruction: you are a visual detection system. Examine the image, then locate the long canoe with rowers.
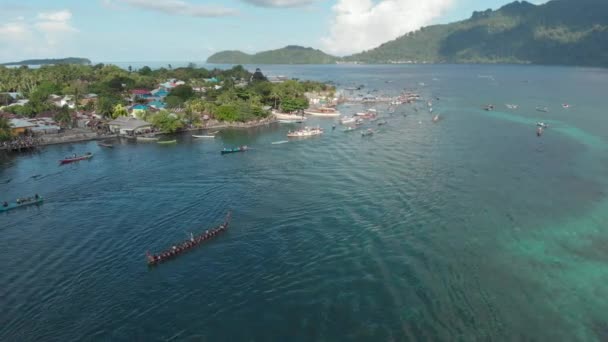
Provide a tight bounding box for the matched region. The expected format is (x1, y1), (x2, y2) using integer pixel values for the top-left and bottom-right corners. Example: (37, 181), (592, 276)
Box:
(59, 152), (93, 165)
(146, 211), (232, 266)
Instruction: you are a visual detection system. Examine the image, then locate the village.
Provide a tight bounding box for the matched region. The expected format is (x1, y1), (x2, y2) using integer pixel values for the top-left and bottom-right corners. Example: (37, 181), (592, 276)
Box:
(0, 65), (337, 151)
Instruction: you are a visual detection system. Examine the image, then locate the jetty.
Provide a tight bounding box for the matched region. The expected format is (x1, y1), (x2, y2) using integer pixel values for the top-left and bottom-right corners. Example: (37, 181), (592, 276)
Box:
(146, 211), (231, 266)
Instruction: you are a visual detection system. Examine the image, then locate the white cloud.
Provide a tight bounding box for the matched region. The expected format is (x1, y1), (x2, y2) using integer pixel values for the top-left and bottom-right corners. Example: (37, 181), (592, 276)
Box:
(0, 10), (78, 61)
(240, 0), (315, 7)
(38, 10), (73, 22)
(118, 0), (238, 17)
(321, 0), (454, 56)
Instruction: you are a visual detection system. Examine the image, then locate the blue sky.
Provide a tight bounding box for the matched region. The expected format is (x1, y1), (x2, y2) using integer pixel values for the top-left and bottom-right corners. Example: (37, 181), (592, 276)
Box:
(0, 0), (549, 63)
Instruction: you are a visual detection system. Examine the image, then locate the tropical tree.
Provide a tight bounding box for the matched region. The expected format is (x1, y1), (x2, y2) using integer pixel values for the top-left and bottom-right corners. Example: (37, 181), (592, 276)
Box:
(111, 103), (128, 119)
(151, 110), (183, 133)
(54, 105), (73, 128)
(0, 117), (13, 141)
(169, 85), (195, 101)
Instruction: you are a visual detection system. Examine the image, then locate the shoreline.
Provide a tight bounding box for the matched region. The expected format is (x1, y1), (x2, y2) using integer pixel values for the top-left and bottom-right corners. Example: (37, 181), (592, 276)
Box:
(1, 117), (278, 151)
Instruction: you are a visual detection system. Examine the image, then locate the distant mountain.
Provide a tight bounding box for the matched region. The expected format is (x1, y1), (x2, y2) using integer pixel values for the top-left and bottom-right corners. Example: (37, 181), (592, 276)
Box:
(1, 57), (91, 66)
(207, 46), (338, 64)
(346, 0), (608, 67)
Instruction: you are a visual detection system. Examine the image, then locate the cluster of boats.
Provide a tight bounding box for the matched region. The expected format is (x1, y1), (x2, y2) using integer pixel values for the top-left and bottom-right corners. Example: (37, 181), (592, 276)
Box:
(1, 194), (43, 212)
(146, 212), (231, 266)
(287, 127), (324, 138)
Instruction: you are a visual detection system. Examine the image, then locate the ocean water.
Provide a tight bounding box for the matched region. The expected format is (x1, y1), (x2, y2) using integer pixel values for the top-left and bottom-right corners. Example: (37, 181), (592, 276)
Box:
(1, 64), (608, 341)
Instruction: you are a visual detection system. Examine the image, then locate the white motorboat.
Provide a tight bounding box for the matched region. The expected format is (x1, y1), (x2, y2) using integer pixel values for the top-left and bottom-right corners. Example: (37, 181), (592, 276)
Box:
(340, 116), (357, 125)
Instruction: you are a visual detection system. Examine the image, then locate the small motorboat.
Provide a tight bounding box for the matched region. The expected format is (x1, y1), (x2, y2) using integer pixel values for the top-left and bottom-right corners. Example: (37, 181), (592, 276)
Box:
(340, 116), (357, 125)
(192, 135), (216, 138)
(221, 146), (249, 155)
(361, 129), (374, 137)
(537, 127), (544, 137)
(562, 104), (570, 109)
(484, 105), (495, 111)
(60, 153), (93, 165)
(343, 126), (357, 133)
(137, 135), (159, 142)
(157, 140), (177, 145)
(433, 115), (440, 123)
(287, 127), (323, 138)
(505, 104), (519, 110)
(536, 122), (549, 129)
(377, 120), (387, 126)
(1, 196), (44, 212)
(98, 142), (114, 148)
(271, 141), (288, 145)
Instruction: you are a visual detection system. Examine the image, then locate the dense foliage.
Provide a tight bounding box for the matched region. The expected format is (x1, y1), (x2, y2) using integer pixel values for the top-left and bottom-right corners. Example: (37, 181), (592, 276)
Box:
(208, 46), (339, 64)
(0, 117), (12, 141)
(346, 0), (608, 67)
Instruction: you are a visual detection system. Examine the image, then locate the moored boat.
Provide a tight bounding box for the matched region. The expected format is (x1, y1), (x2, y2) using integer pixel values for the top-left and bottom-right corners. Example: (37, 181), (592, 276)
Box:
(137, 135), (159, 142)
(221, 146), (249, 154)
(192, 135), (216, 138)
(98, 142), (114, 148)
(146, 212), (231, 266)
(60, 153), (93, 165)
(274, 111), (306, 121)
(304, 107), (340, 117)
(1, 195), (43, 212)
(157, 140), (177, 145)
(278, 119), (304, 124)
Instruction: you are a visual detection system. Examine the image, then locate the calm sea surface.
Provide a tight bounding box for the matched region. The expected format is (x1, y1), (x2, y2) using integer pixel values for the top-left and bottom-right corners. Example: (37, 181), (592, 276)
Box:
(2, 64), (608, 341)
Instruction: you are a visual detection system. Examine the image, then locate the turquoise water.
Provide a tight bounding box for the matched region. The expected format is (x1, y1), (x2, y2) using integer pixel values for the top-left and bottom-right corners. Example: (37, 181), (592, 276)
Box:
(1, 64), (608, 341)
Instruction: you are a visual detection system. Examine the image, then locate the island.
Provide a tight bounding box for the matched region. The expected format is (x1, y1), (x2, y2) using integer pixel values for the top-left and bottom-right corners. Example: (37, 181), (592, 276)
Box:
(1, 58), (91, 66)
(207, 45), (339, 65)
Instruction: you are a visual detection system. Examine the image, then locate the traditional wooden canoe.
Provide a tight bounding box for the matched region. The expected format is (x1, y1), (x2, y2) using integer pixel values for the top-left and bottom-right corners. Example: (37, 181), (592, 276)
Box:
(1, 197), (43, 212)
(146, 212), (231, 266)
(60, 154), (93, 164)
(157, 140), (177, 145)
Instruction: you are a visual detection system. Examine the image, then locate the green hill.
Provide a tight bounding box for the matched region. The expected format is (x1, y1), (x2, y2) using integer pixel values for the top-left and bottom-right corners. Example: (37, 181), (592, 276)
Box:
(346, 0), (608, 67)
(1, 57), (91, 66)
(207, 46), (338, 64)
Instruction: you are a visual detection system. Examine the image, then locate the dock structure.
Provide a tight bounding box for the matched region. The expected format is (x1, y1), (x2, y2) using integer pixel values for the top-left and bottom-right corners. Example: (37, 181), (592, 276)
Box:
(146, 211), (231, 266)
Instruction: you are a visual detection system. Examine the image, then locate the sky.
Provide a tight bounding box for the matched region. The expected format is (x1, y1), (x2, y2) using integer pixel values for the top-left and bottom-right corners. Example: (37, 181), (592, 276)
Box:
(0, 0), (549, 63)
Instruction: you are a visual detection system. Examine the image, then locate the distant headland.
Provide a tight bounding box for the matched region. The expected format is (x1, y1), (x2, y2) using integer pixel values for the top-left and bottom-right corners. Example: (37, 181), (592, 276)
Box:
(208, 0), (608, 68)
(1, 58), (91, 66)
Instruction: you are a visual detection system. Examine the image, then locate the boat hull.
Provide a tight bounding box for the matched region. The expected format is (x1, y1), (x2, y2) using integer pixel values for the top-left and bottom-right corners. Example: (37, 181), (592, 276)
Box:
(59, 155), (93, 164)
(1, 198), (44, 212)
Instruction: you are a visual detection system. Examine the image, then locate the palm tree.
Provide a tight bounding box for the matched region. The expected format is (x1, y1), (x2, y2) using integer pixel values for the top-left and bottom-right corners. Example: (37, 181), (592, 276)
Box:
(269, 90), (281, 110)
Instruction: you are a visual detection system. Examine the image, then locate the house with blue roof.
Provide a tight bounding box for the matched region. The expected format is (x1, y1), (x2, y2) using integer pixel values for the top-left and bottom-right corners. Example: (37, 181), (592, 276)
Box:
(148, 101), (166, 109)
(151, 88), (169, 98)
(130, 104), (149, 117)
